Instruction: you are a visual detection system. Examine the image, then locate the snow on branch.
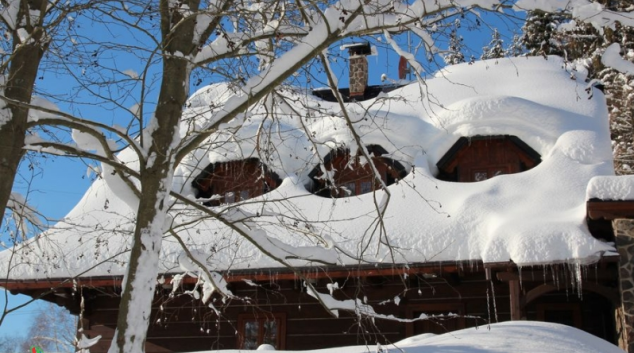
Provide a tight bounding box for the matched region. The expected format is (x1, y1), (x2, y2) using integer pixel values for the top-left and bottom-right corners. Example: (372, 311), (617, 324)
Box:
(383, 30), (425, 77)
(0, 0), (19, 30)
(184, 0), (632, 157)
(306, 284), (469, 323)
(175, 248), (234, 304)
(514, 0), (634, 29)
(602, 43), (634, 75)
(177, 0), (513, 162)
(221, 207), (341, 266)
(306, 283), (376, 319)
(167, 191), (359, 285)
(68, 129), (143, 211)
(76, 333), (102, 353)
(0, 91), (148, 160)
(6, 192), (43, 234)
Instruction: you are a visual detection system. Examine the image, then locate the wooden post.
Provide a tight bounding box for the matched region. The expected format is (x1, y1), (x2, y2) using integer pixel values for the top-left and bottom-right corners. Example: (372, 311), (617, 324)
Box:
(495, 271), (523, 321)
(509, 279), (521, 321)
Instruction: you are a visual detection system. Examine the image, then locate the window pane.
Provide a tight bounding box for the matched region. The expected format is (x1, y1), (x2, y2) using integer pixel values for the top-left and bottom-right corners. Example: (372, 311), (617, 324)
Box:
(240, 190), (250, 201)
(474, 172), (487, 181)
(262, 320), (278, 348)
(243, 321), (259, 349)
(360, 180), (372, 194)
(492, 168), (505, 177)
(344, 182), (356, 196)
(225, 191), (235, 204)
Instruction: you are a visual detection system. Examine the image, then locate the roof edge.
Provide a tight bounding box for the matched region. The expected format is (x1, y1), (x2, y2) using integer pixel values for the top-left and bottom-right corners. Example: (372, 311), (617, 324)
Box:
(2, 258), (619, 291)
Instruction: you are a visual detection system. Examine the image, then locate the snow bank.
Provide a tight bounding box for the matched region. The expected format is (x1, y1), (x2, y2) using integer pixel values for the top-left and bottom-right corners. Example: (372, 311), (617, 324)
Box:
(0, 56), (616, 280)
(194, 321), (624, 353)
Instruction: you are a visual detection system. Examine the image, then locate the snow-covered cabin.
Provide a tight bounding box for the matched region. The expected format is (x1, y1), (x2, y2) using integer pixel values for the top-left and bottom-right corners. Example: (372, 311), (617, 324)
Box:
(2, 56), (632, 352)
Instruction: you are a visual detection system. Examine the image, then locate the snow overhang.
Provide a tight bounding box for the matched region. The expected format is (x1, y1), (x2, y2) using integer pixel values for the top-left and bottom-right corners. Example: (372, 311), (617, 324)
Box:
(586, 176), (634, 220)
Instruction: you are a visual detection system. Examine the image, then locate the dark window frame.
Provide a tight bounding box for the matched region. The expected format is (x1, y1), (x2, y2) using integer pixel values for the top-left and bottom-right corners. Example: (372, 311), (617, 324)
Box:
(436, 135), (541, 182)
(191, 158), (281, 206)
(237, 312), (286, 350)
(309, 145), (408, 198)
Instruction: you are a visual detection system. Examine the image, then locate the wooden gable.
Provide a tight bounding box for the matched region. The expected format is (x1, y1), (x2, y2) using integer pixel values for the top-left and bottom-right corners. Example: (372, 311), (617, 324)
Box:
(192, 158), (281, 206)
(309, 145), (408, 198)
(436, 136), (541, 182)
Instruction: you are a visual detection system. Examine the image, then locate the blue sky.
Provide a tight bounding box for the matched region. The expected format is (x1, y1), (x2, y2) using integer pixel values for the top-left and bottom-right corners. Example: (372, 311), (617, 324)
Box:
(1, 156), (90, 338)
(0, 7), (523, 341)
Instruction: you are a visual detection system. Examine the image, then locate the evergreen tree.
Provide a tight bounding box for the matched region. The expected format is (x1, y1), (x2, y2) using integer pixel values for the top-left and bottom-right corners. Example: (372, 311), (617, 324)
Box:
(521, 10), (569, 57)
(520, 2), (634, 174)
(481, 29), (505, 60)
(444, 30), (466, 65)
(506, 35), (525, 57)
(597, 23), (634, 174)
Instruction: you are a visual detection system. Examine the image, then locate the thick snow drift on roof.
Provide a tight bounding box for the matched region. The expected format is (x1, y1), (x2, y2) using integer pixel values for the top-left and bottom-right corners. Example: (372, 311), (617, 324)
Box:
(587, 176), (634, 200)
(195, 321), (624, 353)
(0, 56), (616, 280)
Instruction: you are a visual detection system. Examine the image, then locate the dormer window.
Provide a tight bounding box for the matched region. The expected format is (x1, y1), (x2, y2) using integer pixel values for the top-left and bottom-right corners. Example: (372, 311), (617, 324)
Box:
(436, 135), (541, 182)
(309, 145), (407, 198)
(192, 158), (281, 206)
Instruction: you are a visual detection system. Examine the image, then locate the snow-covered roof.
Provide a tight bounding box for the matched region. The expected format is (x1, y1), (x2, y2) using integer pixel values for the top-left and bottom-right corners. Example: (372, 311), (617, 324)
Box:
(0, 56), (617, 281)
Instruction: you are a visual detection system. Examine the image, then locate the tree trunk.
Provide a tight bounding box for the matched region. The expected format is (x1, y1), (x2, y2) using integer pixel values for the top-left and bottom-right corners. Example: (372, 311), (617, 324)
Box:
(0, 0), (47, 230)
(108, 0), (200, 351)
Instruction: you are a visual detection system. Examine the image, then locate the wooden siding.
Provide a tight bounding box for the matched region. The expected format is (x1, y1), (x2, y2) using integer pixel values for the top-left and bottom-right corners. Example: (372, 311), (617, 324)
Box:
(437, 136), (541, 182)
(53, 263), (619, 353)
(587, 200), (634, 220)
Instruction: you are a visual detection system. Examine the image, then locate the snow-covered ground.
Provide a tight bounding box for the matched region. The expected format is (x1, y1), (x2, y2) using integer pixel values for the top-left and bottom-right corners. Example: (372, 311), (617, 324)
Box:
(194, 322), (624, 353)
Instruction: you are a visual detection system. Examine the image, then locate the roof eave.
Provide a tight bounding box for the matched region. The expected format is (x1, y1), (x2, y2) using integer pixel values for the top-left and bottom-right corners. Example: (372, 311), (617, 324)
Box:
(587, 199), (634, 220)
(2, 257), (619, 292)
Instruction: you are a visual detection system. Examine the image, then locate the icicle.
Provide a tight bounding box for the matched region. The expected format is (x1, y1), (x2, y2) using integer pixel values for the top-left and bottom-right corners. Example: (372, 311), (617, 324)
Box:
(574, 262), (584, 299)
(490, 279), (498, 323)
(486, 287), (491, 325)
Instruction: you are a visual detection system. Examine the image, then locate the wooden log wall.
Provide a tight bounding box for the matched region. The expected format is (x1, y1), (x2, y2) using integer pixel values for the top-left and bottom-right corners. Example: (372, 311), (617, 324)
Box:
(80, 269), (509, 352)
(53, 263), (618, 353)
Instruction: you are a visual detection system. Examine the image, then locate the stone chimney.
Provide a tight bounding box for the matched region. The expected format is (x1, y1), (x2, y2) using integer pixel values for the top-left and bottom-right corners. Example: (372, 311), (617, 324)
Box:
(346, 43), (372, 99)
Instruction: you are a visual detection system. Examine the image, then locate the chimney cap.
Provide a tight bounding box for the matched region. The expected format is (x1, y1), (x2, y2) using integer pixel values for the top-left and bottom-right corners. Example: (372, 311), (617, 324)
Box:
(341, 42), (372, 56)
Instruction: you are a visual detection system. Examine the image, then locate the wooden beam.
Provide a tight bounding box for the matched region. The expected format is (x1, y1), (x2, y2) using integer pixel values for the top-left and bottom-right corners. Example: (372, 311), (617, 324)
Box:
(497, 272), (518, 282)
(223, 266), (457, 283)
(524, 283), (557, 307)
(1, 264), (462, 291)
(509, 279), (521, 321)
(5, 259), (620, 292)
(496, 268), (618, 282)
(587, 200), (634, 220)
(3, 278), (124, 291)
(524, 282), (620, 307)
